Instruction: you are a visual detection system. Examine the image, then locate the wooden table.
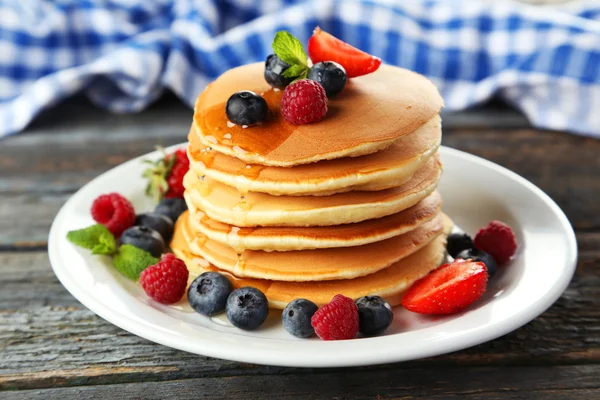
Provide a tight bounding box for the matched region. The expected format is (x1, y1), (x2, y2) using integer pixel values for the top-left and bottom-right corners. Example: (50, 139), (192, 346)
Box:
(1, 96), (599, 399)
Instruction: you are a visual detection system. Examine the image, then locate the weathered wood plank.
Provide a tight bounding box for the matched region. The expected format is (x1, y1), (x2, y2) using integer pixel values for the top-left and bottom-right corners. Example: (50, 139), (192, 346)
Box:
(3, 365), (600, 400)
(1, 240), (598, 390)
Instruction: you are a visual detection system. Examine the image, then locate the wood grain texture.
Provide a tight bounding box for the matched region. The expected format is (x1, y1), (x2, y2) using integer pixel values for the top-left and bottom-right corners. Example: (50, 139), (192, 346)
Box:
(3, 365), (600, 400)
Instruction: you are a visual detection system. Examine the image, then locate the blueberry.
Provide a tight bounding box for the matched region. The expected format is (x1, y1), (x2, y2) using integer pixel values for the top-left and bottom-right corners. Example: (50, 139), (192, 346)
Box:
(282, 299), (318, 338)
(226, 287), (269, 330)
(226, 91), (268, 127)
(135, 212), (174, 242)
(355, 296), (394, 336)
(446, 233), (474, 258)
(307, 61), (347, 97)
(264, 54), (293, 89)
(154, 198), (187, 223)
(120, 226), (165, 257)
(188, 272), (233, 316)
(457, 248), (498, 277)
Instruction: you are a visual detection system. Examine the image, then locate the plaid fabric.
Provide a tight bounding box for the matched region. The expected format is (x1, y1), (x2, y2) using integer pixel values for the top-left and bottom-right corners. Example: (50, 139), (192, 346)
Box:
(1, 0), (599, 138)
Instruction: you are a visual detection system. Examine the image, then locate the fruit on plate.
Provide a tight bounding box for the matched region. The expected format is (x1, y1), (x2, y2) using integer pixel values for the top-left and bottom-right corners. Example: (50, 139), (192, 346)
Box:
(188, 272), (233, 316)
(226, 287), (269, 330)
(91, 193), (136, 237)
(446, 232), (474, 258)
(311, 294), (359, 340)
(143, 148), (190, 202)
(474, 220), (518, 265)
(140, 254), (189, 304)
(120, 225), (165, 258)
(308, 27), (381, 78)
(282, 298), (319, 338)
(456, 247), (498, 277)
(154, 198), (188, 223)
(135, 212), (174, 242)
(401, 259), (488, 315)
(355, 295), (394, 336)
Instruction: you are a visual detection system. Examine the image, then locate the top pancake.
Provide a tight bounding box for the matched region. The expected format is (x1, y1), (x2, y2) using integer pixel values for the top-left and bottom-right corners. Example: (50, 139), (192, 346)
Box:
(193, 63), (443, 166)
(188, 115), (441, 196)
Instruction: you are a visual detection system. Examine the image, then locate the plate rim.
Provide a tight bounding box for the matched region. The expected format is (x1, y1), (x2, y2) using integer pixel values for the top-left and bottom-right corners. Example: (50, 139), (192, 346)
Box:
(48, 145), (578, 367)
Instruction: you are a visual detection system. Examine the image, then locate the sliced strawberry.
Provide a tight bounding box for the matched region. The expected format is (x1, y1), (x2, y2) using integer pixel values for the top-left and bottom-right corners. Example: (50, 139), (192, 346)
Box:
(308, 27), (381, 78)
(401, 259), (488, 315)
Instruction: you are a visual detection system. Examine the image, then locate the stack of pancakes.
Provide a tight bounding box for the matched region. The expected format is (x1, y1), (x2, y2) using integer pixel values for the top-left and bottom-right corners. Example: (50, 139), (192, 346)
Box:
(171, 63), (451, 309)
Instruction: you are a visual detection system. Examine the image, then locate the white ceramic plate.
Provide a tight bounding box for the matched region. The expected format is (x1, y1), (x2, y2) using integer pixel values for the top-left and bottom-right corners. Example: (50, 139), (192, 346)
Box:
(48, 145), (577, 367)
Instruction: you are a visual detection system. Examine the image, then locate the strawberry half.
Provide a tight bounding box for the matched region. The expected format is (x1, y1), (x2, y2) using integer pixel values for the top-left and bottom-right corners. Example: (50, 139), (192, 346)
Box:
(143, 147), (189, 203)
(401, 259), (488, 315)
(308, 27), (382, 78)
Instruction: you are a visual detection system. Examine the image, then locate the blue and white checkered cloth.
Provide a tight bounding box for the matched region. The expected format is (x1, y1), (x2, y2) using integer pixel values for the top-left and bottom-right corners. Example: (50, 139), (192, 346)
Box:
(1, 0), (599, 138)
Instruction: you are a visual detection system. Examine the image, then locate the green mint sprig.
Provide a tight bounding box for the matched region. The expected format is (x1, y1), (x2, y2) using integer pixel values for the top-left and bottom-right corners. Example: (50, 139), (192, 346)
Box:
(272, 31), (309, 81)
(67, 224), (117, 255)
(67, 225), (158, 280)
(113, 244), (159, 280)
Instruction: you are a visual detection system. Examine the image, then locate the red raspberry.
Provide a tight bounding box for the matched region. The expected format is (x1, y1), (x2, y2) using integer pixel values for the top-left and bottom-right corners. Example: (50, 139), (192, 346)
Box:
(90, 193), (135, 237)
(139, 253), (189, 304)
(281, 79), (328, 125)
(474, 220), (518, 265)
(311, 294), (359, 340)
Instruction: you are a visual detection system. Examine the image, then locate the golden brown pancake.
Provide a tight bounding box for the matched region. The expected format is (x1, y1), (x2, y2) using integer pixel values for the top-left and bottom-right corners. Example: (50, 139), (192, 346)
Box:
(193, 63), (443, 166)
(171, 214), (453, 309)
(184, 154), (442, 227)
(188, 116), (441, 196)
(181, 210), (444, 281)
(188, 191), (442, 252)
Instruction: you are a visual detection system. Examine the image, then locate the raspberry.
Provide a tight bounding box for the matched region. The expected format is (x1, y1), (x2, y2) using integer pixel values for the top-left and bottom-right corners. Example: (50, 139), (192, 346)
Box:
(140, 253), (189, 304)
(474, 220), (518, 265)
(311, 294), (359, 340)
(281, 80), (328, 125)
(90, 193), (136, 237)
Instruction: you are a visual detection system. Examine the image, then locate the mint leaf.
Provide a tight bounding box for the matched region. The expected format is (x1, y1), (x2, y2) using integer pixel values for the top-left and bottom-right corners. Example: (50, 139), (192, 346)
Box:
(113, 244), (159, 280)
(282, 64), (308, 79)
(272, 31), (308, 69)
(67, 224), (115, 251)
(91, 231), (117, 255)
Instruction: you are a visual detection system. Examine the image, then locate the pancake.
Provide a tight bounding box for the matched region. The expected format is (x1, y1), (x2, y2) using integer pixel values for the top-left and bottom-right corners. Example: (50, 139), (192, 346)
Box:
(181, 210), (444, 281)
(184, 154), (442, 227)
(193, 63), (443, 166)
(172, 214), (453, 309)
(188, 116), (441, 196)
(188, 191), (442, 252)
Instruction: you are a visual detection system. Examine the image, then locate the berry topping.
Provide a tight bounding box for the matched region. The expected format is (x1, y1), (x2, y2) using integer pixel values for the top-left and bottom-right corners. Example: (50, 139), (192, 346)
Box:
(308, 27), (382, 78)
(264, 54), (294, 89)
(281, 79), (328, 125)
(120, 225), (165, 258)
(140, 253), (189, 304)
(401, 259), (488, 315)
(355, 296), (394, 336)
(226, 287), (269, 330)
(307, 61), (347, 97)
(135, 212), (174, 242)
(446, 232), (474, 258)
(226, 91), (268, 127)
(154, 198), (188, 223)
(188, 272), (233, 316)
(474, 220), (518, 265)
(457, 248), (498, 277)
(91, 193), (136, 237)
(143, 148), (190, 203)
(311, 294), (359, 340)
(282, 298), (319, 338)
